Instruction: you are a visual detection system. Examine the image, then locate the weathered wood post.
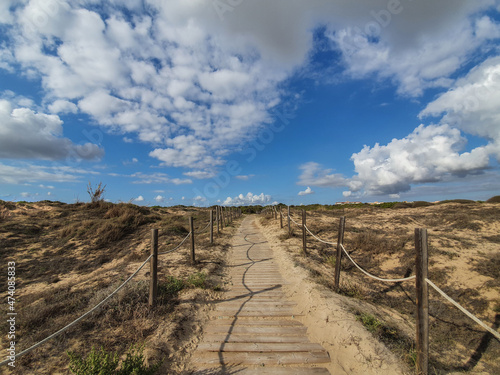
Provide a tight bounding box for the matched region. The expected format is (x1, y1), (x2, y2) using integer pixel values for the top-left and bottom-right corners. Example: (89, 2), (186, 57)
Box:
(287, 206), (291, 235)
(210, 209), (214, 244)
(216, 206), (220, 234)
(415, 228), (429, 375)
(189, 216), (195, 264)
(334, 216), (346, 293)
(149, 229), (158, 307)
(220, 206), (224, 230)
(280, 207), (283, 228)
(302, 210), (307, 256)
(274, 206), (277, 220)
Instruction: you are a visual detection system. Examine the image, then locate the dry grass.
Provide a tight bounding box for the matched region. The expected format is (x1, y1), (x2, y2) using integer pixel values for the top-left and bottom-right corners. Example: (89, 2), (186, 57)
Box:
(261, 202), (500, 374)
(0, 201), (237, 374)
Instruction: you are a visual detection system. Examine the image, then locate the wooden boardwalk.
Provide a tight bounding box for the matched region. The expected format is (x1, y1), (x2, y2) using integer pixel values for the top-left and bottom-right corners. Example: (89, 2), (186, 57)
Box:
(191, 216), (331, 374)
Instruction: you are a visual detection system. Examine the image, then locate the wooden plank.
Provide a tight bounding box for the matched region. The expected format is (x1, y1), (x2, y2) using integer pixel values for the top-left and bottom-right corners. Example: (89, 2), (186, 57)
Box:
(208, 319), (303, 326)
(201, 334), (310, 343)
(204, 326), (307, 335)
(192, 351), (331, 365)
(192, 367), (331, 375)
(216, 301), (297, 307)
(197, 342), (326, 352)
(211, 310), (300, 318)
(233, 367), (331, 375)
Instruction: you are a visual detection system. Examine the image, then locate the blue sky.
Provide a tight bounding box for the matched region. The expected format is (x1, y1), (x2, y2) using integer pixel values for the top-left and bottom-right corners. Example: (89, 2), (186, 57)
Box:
(1, 0), (500, 206)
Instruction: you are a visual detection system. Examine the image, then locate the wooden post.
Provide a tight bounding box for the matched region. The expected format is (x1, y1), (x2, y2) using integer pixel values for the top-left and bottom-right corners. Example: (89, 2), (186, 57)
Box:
(274, 206), (277, 220)
(216, 206), (220, 234)
(334, 216), (346, 293)
(210, 209), (214, 244)
(280, 207), (283, 228)
(415, 228), (429, 375)
(220, 206), (224, 230)
(149, 229), (158, 307)
(189, 216), (195, 264)
(302, 210), (307, 256)
(287, 206), (291, 235)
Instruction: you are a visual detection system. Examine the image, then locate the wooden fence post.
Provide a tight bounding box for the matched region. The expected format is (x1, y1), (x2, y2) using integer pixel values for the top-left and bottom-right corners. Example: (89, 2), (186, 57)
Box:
(302, 210), (307, 256)
(220, 206), (224, 230)
(189, 216), (195, 264)
(334, 216), (346, 293)
(216, 206), (220, 234)
(287, 206), (291, 235)
(415, 228), (429, 375)
(280, 207), (283, 228)
(210, 209), (214, 244)
(274, 206), (277, 220)
(149, 229), (158, 307)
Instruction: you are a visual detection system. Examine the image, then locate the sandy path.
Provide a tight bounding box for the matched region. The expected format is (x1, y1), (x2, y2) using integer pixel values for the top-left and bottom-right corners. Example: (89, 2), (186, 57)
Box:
(190, 216), (331, 374)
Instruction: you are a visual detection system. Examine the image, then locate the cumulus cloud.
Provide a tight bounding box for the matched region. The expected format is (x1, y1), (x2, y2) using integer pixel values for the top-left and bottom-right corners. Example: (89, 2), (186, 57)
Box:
(328, 2), (499, 96)
(298, 187), (314, 196)
(419, 56), (500, 159)
(0, 99), (103, 160)
(301, 123), (492, 197)
(48, 100), (78, 114)
(223, 192), (272, 206)
(154, 195), (164, 202)
(134, 195), (144, 202)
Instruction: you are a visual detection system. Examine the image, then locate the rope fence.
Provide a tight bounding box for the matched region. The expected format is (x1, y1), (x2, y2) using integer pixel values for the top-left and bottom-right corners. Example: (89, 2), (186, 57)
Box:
(0, 206), (242, 368)
(265, 205), (500, 374)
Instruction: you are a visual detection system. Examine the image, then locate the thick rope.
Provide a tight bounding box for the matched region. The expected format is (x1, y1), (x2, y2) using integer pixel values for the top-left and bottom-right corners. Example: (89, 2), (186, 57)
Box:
(304, 224), (337, 245)
(196, 221), (211, 234)
(158, 231), (191, 255)
(0, 254), (153, 367)
(341, 244), (416, 283)
(426, 278), (500, 341)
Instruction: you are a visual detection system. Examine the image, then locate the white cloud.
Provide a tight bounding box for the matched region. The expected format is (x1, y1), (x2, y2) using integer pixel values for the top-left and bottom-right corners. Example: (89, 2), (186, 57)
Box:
(0, 162), (94, 184)
(154, 195), (164, 202)
(0, 99), (103, 160)
(223, 192), (272, 206)
(420, 56), (500, 159)
(235, 175), (255, 181)
(298, 187), (314, 196)
(134, 195), (144, 202)
(48, 100), (78, 114)
(183, 170), (216, 179)
(302, 123), (492, 196)
(328, 2), (499, 96)
(298, 162), (346, 187)
(130, 172), (192, 185)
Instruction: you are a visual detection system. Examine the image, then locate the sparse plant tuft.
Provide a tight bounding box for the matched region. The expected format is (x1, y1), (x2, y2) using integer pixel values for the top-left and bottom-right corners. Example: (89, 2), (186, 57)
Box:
(67, 345), (161, 375)
(87, 181), (106, 203)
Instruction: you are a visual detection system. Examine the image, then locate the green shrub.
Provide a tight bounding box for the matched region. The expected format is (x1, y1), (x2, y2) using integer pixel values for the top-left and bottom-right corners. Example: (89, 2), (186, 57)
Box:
(186, 272), (207, 289)
(67, 345), (161, 375)
(356, 313), (383, 333)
